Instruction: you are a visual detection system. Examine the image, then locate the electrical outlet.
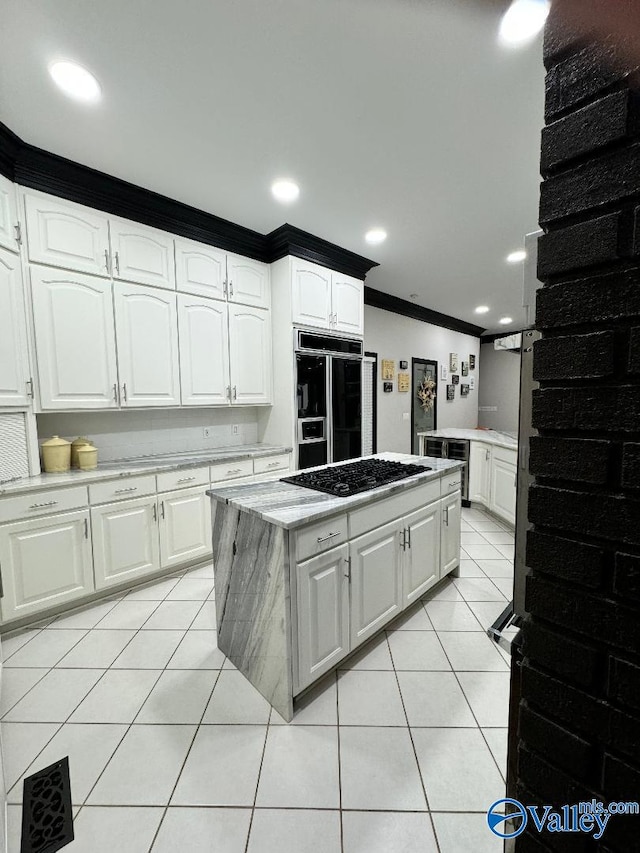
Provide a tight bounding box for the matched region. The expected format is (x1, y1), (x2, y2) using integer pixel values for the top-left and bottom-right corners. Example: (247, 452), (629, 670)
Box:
(203, 426), (215, 439)
(232, 424), (239, 436)
(402, 412), (410, 421)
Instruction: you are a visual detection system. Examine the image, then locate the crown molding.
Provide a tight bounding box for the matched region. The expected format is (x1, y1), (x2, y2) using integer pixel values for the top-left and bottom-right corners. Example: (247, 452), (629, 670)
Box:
(364, 286), (486, 337)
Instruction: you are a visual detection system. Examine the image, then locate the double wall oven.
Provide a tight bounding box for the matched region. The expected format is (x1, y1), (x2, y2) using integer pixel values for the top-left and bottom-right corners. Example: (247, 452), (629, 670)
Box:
(296, 331), (363, 469)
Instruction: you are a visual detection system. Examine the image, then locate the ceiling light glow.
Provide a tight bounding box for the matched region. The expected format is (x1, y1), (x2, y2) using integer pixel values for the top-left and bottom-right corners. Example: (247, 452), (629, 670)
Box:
(365, 228), (387, 245)
(499, 316), (514, 325)
(271, 179), (300, 203)
(499, 0), (551, 47)
(506, 249), (527, 264)
(49, 61), (101, 102)
(474, 305), (490, 314)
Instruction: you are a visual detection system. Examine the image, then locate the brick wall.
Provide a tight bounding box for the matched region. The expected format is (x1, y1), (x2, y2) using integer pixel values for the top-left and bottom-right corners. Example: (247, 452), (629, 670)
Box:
(513, 5), (640, 852)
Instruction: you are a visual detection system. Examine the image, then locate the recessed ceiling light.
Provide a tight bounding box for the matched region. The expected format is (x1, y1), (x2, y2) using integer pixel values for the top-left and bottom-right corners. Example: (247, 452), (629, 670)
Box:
(506, 249), (527, 264)
(499, 316), (513, 325)
(474, 305), (490, 314)
(365, 228), (387, 245)
(271, 179), (300, 203)
(499, 0), (550, 47)
(49, 60), (101, 102)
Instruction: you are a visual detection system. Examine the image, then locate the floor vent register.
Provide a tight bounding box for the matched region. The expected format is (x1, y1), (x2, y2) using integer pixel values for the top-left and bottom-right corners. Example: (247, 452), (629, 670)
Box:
(21, 757), (74, 853)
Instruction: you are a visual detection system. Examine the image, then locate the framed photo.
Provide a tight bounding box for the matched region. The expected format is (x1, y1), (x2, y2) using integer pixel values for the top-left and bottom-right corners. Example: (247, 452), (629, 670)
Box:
(399, 360), (408, 370)
(451, 374), (459, 385)
(383, 381), (393, 393)
(440, 364), (448, 381)
(460, 384), (470, 397)
(381, 360), (395, 380)
(449, 353), (458, 373)
(469, 376), (475, 390)
(446, 384), (455, 401)
(398, 373), (410, 392)
(461, 362), (469, 377)
(470, 354), (476, 370)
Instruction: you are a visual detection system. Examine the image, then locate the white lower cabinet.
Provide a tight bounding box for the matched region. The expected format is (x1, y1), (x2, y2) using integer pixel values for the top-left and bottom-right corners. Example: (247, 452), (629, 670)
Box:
(158, 487), (212, 569)
(468, 442), (517, 527)
(91, 497), (160, 590)
(0, 509), (93, 620)
(441, 490), (462, 576)
(296, 544), (349, 690)
(469, 442), (491, 505)
(490, 455), (517, 526)
(403, 501), (441, 605)
(349, 519), (403, 648)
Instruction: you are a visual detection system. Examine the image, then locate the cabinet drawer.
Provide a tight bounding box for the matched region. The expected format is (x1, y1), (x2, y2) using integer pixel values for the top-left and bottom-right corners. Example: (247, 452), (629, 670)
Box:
(157, 465), (210, 493)
(253, 454), (290, 475)
(89, 475), (156, 505)
(0, 486), (89, 524)
(440, 469), (462, 496)
(210, 458), (254, 483)
(296, 514), (348, 562)
(349, 480), (440, 539)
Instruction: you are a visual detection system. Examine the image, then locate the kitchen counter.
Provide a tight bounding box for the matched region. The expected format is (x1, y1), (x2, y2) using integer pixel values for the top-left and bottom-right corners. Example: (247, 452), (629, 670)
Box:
(207, 452), (464, 530)
(418, 428), (517, 450)
(0, 444), (292, 496)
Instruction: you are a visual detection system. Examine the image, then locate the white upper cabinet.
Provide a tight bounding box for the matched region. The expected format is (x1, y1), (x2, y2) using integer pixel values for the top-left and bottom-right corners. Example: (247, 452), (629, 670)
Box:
(24, 191), (111, 277)
(0, 247), (30, 406)
(109, 217), (176, 290)
(228, 304), (272, 405)
(30, 268), (119, 410)
(177, 293), (230, 406)
(332, 273), (364, 335)
(114, 282), (180, 407)
(174, 237), (226, 301)
(227, 253), (270, 309)
(0, 174), (19, 253)
(292, 259), (332, 329)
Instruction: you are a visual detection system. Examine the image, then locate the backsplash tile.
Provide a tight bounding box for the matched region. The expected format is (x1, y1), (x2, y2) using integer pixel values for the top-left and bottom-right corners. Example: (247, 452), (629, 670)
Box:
(36, 408), (259, 462)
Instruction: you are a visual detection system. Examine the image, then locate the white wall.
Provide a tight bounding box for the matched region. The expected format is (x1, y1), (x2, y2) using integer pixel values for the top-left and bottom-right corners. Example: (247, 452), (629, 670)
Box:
(36, 407), (259, 462)
(477, 342), (521, 433)
(364, 305), (480, 454)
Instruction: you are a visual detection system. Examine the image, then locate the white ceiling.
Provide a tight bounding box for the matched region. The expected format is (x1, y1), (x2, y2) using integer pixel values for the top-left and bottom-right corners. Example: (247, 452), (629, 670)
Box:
(0, 0), (545, 333)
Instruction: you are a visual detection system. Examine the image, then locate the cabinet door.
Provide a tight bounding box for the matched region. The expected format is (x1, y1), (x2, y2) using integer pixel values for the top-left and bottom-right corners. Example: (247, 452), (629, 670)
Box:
(30, 268), (119, 410)
(92, 497), (160, 590)
(469, 442), (491, 505)
(0, 510), (93, 621)
(332, 273), (364, 336)
(296, 544), (349, 691)
(24, 192), (110, 277)
(441, 490), (461, 577)
(0, 174), (19, 253)
(490, 457), (517, 526)
(114, 282), (180, 407)
(110, 217), (176, 290)
(0, 247), (30, 406)
(292, 260), (332, 329)
(174, 237), (226, 301)
(159, 487), (212, 569)
(350, 520), (403, 648)
(227, 253), (270, 309)
(178, 294), (230, 406)
(228, 304), (272, 405)
(403, 501), (440, 605)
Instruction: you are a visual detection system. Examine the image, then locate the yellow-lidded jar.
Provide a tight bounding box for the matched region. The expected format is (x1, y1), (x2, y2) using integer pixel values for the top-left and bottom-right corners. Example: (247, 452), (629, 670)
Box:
(41, 436), (71, 473)
(76, 444), (98, 471)
(71, 437), (92, 469)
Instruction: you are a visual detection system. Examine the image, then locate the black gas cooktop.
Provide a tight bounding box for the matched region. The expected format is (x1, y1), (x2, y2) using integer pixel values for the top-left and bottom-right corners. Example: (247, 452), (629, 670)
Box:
(281, 458), (432, 497)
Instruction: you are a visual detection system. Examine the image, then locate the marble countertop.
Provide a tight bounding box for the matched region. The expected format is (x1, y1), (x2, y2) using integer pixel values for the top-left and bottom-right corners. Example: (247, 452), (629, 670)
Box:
(207, 452), (464, 530)
(0, 444), (292, 497)
(417, 428), (518, 449)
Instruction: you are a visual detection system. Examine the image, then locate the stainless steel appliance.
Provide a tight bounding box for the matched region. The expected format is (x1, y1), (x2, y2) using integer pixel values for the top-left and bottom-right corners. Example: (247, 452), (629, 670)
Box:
(282, 458), (431, 496)
(422, 436), (470, 506)
(296, 331), (363, 469)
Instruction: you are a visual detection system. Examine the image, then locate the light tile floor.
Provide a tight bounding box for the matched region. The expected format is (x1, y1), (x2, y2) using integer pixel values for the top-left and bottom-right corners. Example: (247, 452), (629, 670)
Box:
(2, 505), (513, 853)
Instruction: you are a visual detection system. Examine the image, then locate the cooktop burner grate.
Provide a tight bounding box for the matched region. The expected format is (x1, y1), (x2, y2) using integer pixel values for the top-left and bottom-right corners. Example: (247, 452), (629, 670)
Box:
(281, 458), (432, 497)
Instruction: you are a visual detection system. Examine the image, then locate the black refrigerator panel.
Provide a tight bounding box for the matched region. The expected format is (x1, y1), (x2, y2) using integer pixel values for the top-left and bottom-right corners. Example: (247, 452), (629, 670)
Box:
(332, 358), (362, 463)
(297, 355), (327, 419)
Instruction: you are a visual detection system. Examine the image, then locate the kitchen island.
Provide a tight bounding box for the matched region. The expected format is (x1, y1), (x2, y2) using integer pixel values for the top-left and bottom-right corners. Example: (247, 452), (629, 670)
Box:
(207, 452), (464, 720)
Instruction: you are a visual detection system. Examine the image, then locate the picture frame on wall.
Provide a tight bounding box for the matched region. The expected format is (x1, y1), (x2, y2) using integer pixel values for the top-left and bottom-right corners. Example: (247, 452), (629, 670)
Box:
(470, 354), (476, 370)
(446, 384), (455, 401)
(460, 383), (470, 396)
(399, 360), (408, 370)
(461, 361), (468, 377)
(451, 374), (459, 385)
(383, 381), (393, 393)
(449, 353), (458, 373)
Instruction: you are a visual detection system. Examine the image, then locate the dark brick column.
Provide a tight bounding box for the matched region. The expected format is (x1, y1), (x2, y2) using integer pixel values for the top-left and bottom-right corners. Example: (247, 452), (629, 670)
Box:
(512, 5), (640, 852)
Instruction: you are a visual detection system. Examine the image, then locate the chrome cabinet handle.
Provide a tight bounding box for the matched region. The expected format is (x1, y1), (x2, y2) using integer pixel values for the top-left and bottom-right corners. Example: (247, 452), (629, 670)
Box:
(153, 503), (157, 522)
(223, 279), (228, 298)
(26, 378), (34, 399)
(266, 461), (280, 468)
(84, 518), (89, 539)
(229, 280), (234, 296)
(407, 527), (411, 548)
(448, 481), (458, 487)
(317, 531), (341, 544)
(29, 501), (58, 510)
(486, 449), (490, 461)
(227, 468), (242, 475)
(112, 383), (118, 403)
(122, 383), (128, 402)
(344, 557), (351, 581)
(177, 476), (196, 483)
(104, 249), (110, 272)
(444, 507), (449, 526)
(114, 251), (120, 275)
(233, 386), (237, 400)
(115, 487), (137, 494)
(161, 500), (165, 519)
(226, 386), (231, 400)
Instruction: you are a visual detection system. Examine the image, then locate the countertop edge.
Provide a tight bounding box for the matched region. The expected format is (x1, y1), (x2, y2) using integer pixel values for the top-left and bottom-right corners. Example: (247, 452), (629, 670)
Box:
(417, 429), (518, 450)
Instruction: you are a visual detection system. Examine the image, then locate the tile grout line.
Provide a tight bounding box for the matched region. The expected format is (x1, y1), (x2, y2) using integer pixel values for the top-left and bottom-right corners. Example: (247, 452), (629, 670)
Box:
(335, 668), (345, 853)
(242, 702), (272, 853)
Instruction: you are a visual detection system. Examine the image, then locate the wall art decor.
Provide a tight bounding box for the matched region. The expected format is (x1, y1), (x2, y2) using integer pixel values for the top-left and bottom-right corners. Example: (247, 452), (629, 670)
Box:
(446, 384), (455, 401)
(381, 359), (395, 380)
(398, 373), (410, 392)
(470, 354), (476, 370)
(399, 360), (408, 370)
(440, 364), (448, 381)
(469, 375), (475, 391)
(460, 383), (470, 396)
(449, 353), (458, 373)
(383, 381), (393, 393)
(416, 371), (437, 411)
(452, 374), (459, 385)
(461, 361), (469, 377)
